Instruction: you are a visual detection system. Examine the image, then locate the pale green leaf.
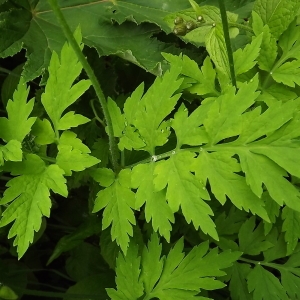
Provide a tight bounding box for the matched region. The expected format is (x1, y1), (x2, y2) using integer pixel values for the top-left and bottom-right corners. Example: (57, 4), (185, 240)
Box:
(234, 33), (263, 76)
(0, 154), (67, 258)
(247, 265), (288, 300)
(56, 145), (99, 176)
(91, 168), (115, 187)
(132, 163), (174, 241)
(41, 27), (91, 131)
(92, 169), (136, 253)
(31, 118), (56, 145)
(271, 60), (300, 87)
(0, 79), (36, 143)
(153, 151), (218, 240)
(282, 206), (300, 255)
(57, 111), (90, 130)
(0, 140), (22, 166)
(56, 131), (99, 176)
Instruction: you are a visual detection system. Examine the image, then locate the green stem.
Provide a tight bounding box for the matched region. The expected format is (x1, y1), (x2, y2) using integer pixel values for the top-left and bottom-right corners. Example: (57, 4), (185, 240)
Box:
(90, 99), (105, 127)
(47, 0), (120, 173)
(218, 0), (237, 88)
(228, 22), (254, 34)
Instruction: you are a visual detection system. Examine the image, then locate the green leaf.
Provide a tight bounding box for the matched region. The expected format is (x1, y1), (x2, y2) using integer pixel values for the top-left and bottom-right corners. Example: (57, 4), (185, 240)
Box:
(132, 163), (174, 241)
(153, 151), (218, 240)
(234, 33), (263, 76)
(162, 53), (219, 96)
(206, 24), (230, 78)
(107, 242), (143, 300)
(282, 206), (300, 255)
(253, 0), (300, 38)
(229, 262), (252, 300)
(281, 250), (300, 299)
(271, 60), (300, 87)
(0, 79), (36, 143)
(108, 233), (241, 299)
(194, 151), (269, 221)
(57, 111), (90, 130)
(0, 284), (18, 300)
(107, 97), (125, 138)
(92, 169), (136, 254)
(124, 62), (183, 154)
(171, 104), (209, 148)
(0, 154), (67, 258)
(41, 27), (91, 132)
(47, 216), (102, 265)
(247, 265), (288, 300)
(278, 18), (300, 61)
(252, 12), (277, 72)
(0, 140), (22, 166)
(91, 168), (115, 188)
(31, 118), (56, 145)
(56, 131), (100, 176)
(238, 217), (273, 255)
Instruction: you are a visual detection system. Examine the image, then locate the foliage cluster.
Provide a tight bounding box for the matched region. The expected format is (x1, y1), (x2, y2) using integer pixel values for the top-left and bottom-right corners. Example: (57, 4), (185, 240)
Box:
(1, 0), (300, 299)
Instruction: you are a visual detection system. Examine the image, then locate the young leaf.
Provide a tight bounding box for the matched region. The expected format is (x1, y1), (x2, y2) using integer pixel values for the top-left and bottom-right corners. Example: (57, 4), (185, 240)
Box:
(0, 154), (67, 258)
(0, 140), (22, 166)
(31, 118), (56, 145)
(132, 163), (174, 241)
(247, 265), (288, 300)
(92, 169), (136, 254)
(56, 131), (100, 176)
(0, 79), (36, 143)
(41, 27), (91, 132)
(153, 151), (218, 240)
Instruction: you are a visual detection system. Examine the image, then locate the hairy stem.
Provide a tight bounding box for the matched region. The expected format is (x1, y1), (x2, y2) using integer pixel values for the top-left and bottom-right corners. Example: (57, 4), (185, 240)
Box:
(47, 0), (120, 173)
(218, 0), (237, 88)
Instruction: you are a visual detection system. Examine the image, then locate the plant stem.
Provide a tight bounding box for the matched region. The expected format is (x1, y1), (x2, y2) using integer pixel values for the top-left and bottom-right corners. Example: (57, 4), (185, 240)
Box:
(218, 0), (237, 88)
(47, 0), (120, 173)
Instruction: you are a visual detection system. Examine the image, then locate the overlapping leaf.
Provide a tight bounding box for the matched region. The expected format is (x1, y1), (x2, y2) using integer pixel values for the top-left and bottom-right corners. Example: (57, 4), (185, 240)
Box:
(107, 233), (241, 300)
(92, 169), (136, 254)
(0, 79), (36, 143)
(41, 27), (91, 132)
(0, 154), (67, 258)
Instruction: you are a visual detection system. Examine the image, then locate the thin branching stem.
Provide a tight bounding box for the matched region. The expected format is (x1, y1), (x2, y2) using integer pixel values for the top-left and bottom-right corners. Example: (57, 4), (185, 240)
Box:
(218, 0), (237, 88)
(47, 0), (120, 173)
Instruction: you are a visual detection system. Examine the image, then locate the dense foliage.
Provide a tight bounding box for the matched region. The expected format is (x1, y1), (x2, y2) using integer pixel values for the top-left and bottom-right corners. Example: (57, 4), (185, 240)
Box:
(1, 0), (300, 299)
